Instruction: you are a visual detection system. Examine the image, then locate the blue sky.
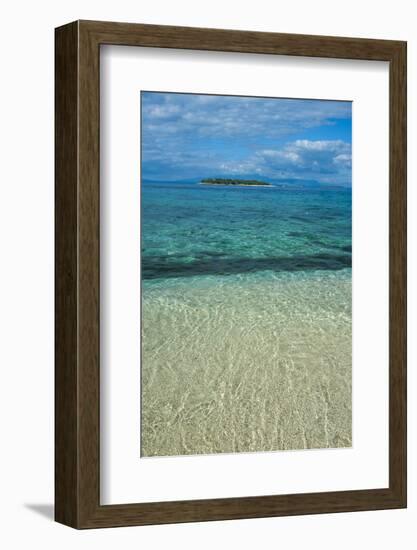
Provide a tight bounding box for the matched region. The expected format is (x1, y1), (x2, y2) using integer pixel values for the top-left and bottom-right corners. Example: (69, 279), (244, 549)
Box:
(141, 92), (352, 186)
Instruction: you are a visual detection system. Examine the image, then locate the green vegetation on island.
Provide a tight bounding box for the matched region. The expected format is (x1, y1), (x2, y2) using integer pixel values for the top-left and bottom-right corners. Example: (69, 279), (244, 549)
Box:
(201, 178), (271, 187)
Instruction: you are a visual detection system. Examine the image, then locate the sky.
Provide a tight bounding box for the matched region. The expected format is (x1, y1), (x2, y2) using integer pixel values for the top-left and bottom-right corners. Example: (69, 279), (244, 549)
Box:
(141, 91), (352, 186)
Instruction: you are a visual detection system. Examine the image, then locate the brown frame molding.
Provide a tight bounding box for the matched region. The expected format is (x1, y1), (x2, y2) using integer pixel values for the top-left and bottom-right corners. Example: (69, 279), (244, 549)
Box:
(55, 20), (407, 529)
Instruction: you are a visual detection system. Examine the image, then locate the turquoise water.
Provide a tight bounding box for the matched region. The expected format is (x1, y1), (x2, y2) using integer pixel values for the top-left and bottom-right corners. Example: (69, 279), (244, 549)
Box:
(142, 182), (351, 283)
(141, 181), (352, 457)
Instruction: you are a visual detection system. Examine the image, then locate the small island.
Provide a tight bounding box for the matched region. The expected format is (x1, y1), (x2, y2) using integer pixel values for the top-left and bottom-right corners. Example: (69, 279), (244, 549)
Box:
(200, 178), (272, 187)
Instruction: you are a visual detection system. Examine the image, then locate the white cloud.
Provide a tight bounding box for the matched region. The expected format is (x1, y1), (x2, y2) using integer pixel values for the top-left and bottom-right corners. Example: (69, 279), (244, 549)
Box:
(142, 93), (351, 140)
(144, 104), (181, 119)
(141, 93), (352, 185)
(244, 140), (352, 183)
(293, 139), (348, 151)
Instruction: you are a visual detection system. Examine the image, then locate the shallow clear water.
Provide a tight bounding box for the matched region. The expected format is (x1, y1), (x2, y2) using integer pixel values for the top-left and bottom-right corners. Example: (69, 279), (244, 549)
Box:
(141, 182), (352, 457)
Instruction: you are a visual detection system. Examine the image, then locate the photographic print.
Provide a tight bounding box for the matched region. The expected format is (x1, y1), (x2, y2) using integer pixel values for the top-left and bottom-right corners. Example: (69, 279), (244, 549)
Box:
(141, 91), (352, 458)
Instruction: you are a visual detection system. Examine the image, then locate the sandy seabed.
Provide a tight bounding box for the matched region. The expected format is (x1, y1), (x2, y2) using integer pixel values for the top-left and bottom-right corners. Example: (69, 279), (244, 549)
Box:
(141, 270), (352, 457)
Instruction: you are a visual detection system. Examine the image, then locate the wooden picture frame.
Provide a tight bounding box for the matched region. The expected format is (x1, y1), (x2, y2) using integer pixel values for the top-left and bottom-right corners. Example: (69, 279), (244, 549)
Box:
(55, 20), (407, 529)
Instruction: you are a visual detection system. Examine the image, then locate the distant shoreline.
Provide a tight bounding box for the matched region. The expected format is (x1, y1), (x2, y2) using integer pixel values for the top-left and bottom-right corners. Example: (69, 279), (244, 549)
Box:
(200, 178), (272, 188)
(199, 182), (272, 188)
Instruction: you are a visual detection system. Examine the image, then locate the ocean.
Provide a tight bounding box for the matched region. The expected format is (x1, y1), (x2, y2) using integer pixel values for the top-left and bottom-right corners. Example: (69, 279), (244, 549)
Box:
(141, 181), (352, 457)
